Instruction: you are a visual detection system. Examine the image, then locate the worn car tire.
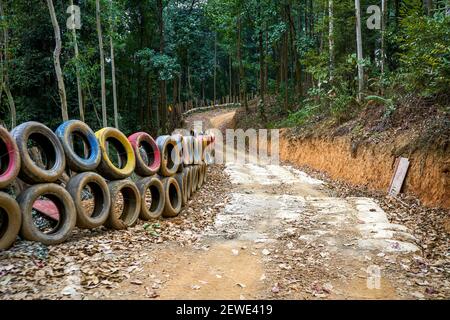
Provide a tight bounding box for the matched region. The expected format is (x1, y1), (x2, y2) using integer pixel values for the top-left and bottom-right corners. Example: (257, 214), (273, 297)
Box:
(193, 137), (202, 165)
(136, 176), (165, 220)
(161, 177), (182, 218)
(55, 120), (101, 172)
(0, 126), (21, 189)
(184, 167), (193, 200)
(172, 134), (184, 173)
(201, 163), (208, 184)
(17, 183), (76, 245)
(156, 136), (180, 177)
(128, 132), (161, 176)
(197, 163), (205, 189)
(11, 122), (66, 184)
(174, 171), (188, 206)
(105, 180), (140, 230)
(191, 166), (199, 194)
(66, 172), (111, 229)
(95, 127), (136, 180)
(0, 192), (22, 249)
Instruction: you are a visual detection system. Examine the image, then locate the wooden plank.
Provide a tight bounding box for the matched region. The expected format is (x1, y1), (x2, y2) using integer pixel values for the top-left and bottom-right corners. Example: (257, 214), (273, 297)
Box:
(388, 157), (410, 196)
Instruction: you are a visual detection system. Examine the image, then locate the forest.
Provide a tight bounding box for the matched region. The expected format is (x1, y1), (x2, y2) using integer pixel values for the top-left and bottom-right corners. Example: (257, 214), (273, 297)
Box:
(0, 0), (449, 136)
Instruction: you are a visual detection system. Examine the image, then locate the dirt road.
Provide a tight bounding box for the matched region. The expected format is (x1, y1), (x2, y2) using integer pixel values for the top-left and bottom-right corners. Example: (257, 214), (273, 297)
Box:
(94, 108), (437, 300)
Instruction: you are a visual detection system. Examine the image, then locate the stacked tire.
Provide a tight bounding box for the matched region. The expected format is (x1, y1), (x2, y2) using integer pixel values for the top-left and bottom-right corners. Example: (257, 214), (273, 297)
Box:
(8, 121), (78, 246)
(0, 120), (214, 250)
(129, 132), (165, 222)
(156, 135), (183, 218)
(94, 127), (140, 230)
(0, 126), (21, 249)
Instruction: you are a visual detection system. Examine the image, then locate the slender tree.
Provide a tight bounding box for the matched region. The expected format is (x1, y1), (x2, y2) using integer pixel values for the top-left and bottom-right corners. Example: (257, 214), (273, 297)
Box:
(328, 0), (334, 82)
(157, 0), (167, 132)
(0, 0), (16, 128)
(69, 0), (84, 122)
(96, 0), (107, 127)
(381, 0), (387, 78)
(109, 0), (118, 129)
(355, 0), (364, 101)
(214, 32), (217, 105)
(47, 0), (68, 121)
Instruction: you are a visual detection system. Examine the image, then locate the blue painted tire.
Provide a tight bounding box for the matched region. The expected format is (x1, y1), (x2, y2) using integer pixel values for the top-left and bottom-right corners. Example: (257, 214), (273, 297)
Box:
(56, 120), (101, 172)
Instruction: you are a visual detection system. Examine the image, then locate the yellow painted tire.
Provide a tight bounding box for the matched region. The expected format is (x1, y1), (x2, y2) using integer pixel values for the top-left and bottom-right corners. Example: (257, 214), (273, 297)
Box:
(95, 128), (136, 180)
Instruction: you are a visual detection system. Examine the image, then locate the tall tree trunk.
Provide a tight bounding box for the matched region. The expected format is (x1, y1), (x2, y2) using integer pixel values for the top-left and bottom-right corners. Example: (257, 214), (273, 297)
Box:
(355, 0), (364, 101)
(138, 2), (145, 128)
(110, 36), (118, 129)
(229, 55), (232, 100)
(282, 31), (289, 111)
(264, 28), (268, 98)
(109, 0), (118, 129)
(96, 0), (107, 127)
(237, 15), (248, 112)
(259, 26), (265, 106)
(157, 0), (167, 132)
(178, 74), (181, 105)
(286, 1), (302, 96)
(69, 0), (84, 122)
(425, 0), (433, 15)
(0, 0), (16, 128)
(214, 32), (217, 105)
(47, 0), (68, 121)
(173, 77), (177, 105)
(328, 0), (334, 83)
(381, 0), (387, 79)
(146, 75), (153, 128)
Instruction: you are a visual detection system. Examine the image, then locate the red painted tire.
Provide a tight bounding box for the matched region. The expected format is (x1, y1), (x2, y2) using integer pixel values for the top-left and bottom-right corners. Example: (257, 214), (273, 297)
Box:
(0, 126), (21, 189)
(128, 132), (161, 176)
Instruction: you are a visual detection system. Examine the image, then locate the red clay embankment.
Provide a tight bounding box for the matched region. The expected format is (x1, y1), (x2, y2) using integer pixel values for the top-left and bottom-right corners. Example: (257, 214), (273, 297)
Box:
(280, 131), (449, 209)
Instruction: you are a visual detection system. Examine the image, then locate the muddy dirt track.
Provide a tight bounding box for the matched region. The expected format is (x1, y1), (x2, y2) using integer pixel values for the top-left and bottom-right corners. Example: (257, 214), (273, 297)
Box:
(0, 107), (448, 300)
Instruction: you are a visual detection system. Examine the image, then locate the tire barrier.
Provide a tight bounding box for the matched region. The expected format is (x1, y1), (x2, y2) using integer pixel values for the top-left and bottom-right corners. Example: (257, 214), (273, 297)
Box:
(0, 126), (21, 189)
(191, 165), (199, 194)
(96, 127), (136, 180)
(56, 120), (101, 173)
(156, 135), (180, 177)
(182, 136), (194, 165)
(17, 183), (77, 245)
(172, 134), (184, 173)
(185, 166), (193, 200)
(11, 122), (66, 184)
(201, 163), (208, 184)
(105, 179), (140, 230)
(128, 132), (161, 176)
(66, 172), (111, 229)
(161, 177), (182, 218)
(174, 171), (188, 206)
(136, 176), (165, 220)
(2, 120), (213, 249)
(193, 136), (202, 165)
(196, 164), (205, 189)
(0, 192), (22, 249)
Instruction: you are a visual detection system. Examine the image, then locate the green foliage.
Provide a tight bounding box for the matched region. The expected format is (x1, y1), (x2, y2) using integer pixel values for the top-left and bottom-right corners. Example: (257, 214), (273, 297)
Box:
(137, 49), (179, 81)
(1, 0), (449, 134)
(397, 13), (450, 97)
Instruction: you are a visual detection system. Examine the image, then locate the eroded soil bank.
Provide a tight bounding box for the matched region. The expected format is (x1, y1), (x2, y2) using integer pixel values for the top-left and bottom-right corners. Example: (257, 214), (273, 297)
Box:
(279, 132), (449, 209)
